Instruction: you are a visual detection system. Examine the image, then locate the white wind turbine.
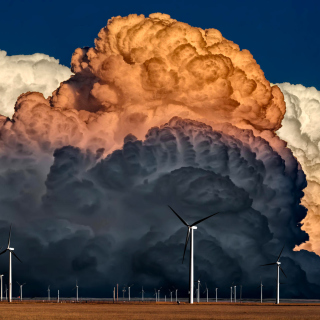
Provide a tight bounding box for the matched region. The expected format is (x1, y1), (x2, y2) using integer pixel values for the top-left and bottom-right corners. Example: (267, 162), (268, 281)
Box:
(127, 284), (134, 301)
(0, 274), (3, 301)
(154, 288), (158, 302)
(169, 289), (173, 302)
(48, 285), (50, 301)
(260, 245), (286, 304)
(258, 279), (263, 303)
(230, 285), (233, 302)
(72, 280), (79, 302)
(168, 206), (219, 304)
(140, 286), (145, 301)
(17, 282), (26, 301)
(0, 225), (22, 302)
(203, 283), (208, 302)
(195, 278), (201, 303)
(215, 287), (218, 302)
(234, 285), (236, 302)
(122, 286), (126, 300)
(172, 286), (178, 302)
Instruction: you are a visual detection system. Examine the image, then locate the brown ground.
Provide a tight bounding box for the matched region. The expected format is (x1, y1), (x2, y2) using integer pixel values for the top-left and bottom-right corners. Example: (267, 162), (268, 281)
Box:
(0, 302), (320, 320)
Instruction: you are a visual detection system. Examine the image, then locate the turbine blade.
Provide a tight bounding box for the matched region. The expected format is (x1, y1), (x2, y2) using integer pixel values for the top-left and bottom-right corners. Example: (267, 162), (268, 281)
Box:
(168, 205), (189, 226)
(0, 249), (8, 256)
(182, 228), (190, 264)
(277, 245), (285, 262)
(260, 263), (276, 266)
(280, 266), (287, 278)
(17, 282), (20, 286)
(8, 225), (12, 248)
(191, 212), (219, 226)
(12, 251), (22, 263)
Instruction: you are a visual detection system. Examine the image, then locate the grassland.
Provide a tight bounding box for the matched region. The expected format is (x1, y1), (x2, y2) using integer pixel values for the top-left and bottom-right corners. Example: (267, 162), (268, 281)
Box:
(0, 302), (320, 320)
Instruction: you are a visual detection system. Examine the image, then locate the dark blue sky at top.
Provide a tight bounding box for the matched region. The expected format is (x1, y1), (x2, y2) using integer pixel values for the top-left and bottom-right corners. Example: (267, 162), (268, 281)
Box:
(1, 0), (319, 89)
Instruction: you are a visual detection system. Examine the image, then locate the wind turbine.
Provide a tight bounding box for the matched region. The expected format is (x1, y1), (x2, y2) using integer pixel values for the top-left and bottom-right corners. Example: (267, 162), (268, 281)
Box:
(173, 286), (178, 302)
(230, 285), (233, 302)
(17, 282), (26, 301)
(127, 284), (134, 301)
(234, 284), (236, 303)
(140, 286), (145, 301)
(203, 283), (208, 302)
(48, 285), (50, 301)
(169, 289), (173, 302)
(215, 287), (218, 302)
(0, 274), (3, 301)
(257, 279), (263, 303)
(0, 225), (22, 302)
(168, 206), (219, 304)
(195, 278), (201, 303)
(154, 288), (157, 302)
(260, 245), (286, 304)
(72, 280), (79, 302)
(122, 286), (126, 300)
(157, 287), (161, 301)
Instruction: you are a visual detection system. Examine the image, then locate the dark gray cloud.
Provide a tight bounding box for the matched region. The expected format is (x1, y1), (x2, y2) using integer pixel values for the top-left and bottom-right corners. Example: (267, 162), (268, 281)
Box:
(0, 117), (318, 300)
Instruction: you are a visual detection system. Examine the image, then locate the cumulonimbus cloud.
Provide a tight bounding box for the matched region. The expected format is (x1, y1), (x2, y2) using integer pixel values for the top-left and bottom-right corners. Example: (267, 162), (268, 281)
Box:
(0, 13), (318, 298)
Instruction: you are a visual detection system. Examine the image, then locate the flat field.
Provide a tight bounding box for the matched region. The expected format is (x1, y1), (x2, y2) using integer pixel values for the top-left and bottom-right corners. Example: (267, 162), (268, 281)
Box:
(0, 302), (320, 320)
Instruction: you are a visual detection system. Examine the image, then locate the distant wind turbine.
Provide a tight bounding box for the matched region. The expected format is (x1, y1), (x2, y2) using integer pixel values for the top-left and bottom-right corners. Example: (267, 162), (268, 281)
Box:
(258, 279), (263, 303)
(0, 274), (3, 301)
(195, 278), (201, 303)
(17, 282), (26, 301)
(72, 280), (79, 302)
(215, 287), (218, 302)
(0, 225), (22, 302)
(234, 285), (236, 303)
(172, 286), (178, 302)
(168, 206), (219, 304)
(128, 284), (134, 301)
(260, 245), (286, 304)
(169, 289), (173, 302)
(203, 283), (208, 302)
(48, 285), (50, 301)
(230, 285), (233, 302)
(140, 286), (145, 301)
(122, 286), (126, 300)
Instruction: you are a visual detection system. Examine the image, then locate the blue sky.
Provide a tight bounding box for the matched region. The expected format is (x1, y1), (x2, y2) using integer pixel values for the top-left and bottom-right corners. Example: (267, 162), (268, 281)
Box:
(1, 0), (319, 89)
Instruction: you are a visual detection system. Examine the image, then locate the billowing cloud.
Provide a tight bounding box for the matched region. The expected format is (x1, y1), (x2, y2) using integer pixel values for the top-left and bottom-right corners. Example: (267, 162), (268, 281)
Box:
(0, 50), (72, 117)
(0, 13), (318, 299)
(0, 118), (316, 298)
(0, 13), (286, 157)
(276, 83), (320, 254)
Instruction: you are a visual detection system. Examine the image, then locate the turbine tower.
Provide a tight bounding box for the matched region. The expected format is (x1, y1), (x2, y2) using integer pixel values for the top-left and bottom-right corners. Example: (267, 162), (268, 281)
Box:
(128, 284), (134, 301)
(203, 283), (208, 302)
(48, 285), (50, 301)
(173, 286), (178, 302)
(17, 282), (26, 301)
(0, 274), (3, 301)
(169, 289), (173, 302)
(72, 280), (79, 302)
(195, 278), (201, 303)
(168, 206), (219, 304)
(257, 279), (263, 303)
(260, 245), (286, 304)
(0, 225), (22, 302)
(140, 286), (145, 301)
(215, 287), (218, 302)
(230, 286), (233, 302)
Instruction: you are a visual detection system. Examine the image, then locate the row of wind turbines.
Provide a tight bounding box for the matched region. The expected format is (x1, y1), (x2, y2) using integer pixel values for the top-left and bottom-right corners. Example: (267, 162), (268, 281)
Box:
(0, 206), (286, 304)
